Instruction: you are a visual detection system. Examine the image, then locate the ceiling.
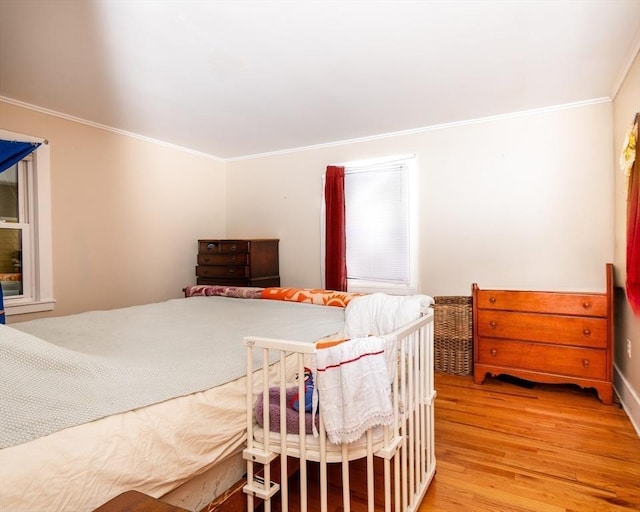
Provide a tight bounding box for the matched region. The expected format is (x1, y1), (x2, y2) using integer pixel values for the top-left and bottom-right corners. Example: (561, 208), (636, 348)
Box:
(1, 0), (639, 160)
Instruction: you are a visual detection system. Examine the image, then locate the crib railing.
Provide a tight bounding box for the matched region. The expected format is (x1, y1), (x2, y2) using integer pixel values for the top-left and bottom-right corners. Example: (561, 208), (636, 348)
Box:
(243, 310), (435, 512)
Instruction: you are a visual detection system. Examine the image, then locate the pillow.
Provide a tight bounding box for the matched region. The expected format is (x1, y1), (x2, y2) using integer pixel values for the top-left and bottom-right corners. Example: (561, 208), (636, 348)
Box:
(261, 287), (364, 308)
(255, 386), (318, 435)
(182, 285), (264, 299)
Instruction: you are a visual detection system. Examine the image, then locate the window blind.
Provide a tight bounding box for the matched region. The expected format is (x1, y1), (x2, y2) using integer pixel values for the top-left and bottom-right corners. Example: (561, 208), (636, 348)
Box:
(345, 158), (411, 285)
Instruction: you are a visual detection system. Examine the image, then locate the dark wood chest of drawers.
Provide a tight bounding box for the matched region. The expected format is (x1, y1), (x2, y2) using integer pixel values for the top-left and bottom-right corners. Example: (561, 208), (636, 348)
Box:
(196, 239), (280, 287)
(472, 263), (614, 404)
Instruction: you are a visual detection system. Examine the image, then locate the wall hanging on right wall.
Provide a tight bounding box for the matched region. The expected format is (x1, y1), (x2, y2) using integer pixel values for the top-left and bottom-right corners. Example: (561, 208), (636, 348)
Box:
(620, 113), (639, 315)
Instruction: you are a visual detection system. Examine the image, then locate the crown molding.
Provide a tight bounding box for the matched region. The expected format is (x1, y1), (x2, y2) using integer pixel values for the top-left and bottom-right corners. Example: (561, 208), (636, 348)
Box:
(610, 30), (640, 100)
(0, 96), (224, 162)
(227, 97), (612, 162)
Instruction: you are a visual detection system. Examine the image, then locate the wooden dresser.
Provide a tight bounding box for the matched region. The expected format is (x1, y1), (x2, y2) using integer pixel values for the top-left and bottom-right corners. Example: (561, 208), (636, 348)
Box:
(196, 239), (280, 287)
(472, 263), (614, 404)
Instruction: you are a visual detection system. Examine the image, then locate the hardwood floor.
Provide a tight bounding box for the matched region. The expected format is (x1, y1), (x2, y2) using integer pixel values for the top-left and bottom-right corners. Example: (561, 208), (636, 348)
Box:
(421, 372), (640, 511)
(251, 372), (640, 511)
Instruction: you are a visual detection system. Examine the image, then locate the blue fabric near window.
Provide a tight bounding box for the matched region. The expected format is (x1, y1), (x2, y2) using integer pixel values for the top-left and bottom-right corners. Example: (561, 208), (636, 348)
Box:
(0, 284), (5, 324)
(0, 139), (41, 173)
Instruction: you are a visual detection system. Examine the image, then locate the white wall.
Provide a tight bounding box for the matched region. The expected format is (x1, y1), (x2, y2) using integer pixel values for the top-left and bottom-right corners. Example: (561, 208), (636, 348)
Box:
(0, 100), (227, 320)
(612, 50), (640, 432)
(227, 101), (615, 297)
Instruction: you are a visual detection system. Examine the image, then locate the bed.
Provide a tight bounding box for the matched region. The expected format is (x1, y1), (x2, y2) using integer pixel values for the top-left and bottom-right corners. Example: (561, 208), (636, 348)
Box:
(0, 286), (435, 512)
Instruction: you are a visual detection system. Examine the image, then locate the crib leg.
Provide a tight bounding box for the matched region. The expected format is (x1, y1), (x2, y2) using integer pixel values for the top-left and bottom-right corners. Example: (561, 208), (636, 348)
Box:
(299, 460), (307, 512)
(384, 457), (391, 512)
(320, 459), (328, 512)
(366, 432), (374, 512)
(341, 445), (351, 512)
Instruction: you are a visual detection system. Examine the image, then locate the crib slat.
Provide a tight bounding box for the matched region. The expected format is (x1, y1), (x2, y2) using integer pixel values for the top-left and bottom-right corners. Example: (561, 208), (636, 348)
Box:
(297, 354), (308, 512)
(319, 406), (328, 512)
(279, 351), (289, 512)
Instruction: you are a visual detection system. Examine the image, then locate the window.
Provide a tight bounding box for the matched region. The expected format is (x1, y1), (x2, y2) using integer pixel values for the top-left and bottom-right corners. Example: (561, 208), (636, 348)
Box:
(323, 154), (417, 295)
(0, 130), (54, 316)
(0, 161), (30, 298)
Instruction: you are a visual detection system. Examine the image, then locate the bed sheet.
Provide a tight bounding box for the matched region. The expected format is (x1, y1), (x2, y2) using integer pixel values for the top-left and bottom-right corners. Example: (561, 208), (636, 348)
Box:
(0, 347), (304, 512)
(0, 296), (345, 512)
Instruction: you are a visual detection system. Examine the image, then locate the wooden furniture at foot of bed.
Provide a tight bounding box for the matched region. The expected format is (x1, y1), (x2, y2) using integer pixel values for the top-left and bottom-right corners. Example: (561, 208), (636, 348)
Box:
(473, 263), (614, 404)
(92, 491), (190, 512)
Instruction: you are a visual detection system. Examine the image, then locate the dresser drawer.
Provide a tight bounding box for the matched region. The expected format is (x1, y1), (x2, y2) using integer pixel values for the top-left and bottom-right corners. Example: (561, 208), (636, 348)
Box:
(476, 290), (606, 317)
(476, 310), (607, 348)
(198, 240), (249, 254)
(197, 276), (281, 287)
(196, 265), (249, 278)
(197, 253), (249, 266)
(477, 338), (607, 380)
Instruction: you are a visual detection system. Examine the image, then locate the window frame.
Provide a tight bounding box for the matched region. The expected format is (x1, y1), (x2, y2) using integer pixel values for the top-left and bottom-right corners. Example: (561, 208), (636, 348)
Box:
(0, 129), (54, 316)
(322, 154), (418, 295)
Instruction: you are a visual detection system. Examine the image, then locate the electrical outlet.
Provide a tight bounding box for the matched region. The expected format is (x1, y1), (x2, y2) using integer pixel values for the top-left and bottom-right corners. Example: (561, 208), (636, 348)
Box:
(627, 339), (632, 359)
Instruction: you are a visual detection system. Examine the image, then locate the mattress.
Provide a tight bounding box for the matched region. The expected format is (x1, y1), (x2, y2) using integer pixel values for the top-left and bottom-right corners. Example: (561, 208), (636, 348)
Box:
(0, 295), (345, 512)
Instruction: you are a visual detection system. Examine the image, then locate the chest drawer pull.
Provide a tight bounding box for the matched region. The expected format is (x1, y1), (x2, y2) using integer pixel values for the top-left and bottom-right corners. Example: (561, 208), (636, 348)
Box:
(489, 321), (497, 328)
(583, 302), (592, 310)
(489, 296), (496, 304)
(230, 244), (237, 252)
(206, 243), (217, 251)
(583, 329), (591, 337)
(490, 348), (497, 356)
(582, 359), (590, 367)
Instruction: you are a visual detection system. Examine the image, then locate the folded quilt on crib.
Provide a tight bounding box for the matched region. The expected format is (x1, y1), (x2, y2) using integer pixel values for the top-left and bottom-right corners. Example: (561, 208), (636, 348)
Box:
(343, 292), (433, 338)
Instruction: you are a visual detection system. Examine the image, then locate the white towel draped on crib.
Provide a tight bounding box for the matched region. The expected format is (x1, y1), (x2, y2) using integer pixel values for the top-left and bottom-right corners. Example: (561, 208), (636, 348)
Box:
(315, 335), (394, 444)
(313, 293), (433, 444)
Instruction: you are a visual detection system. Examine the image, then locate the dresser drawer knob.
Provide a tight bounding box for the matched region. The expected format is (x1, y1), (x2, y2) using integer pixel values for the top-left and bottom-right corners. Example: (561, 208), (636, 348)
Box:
(489, 297), (496, 304)
(583, 329), (591, 337)
(489, 321), (497, 329)
(582, 359), (590, 367)
(228, 268), (235, 274)
(582, 302), (592, 310)
(230, 244), (237, 252)
(490, 348), (497, 356)
(206, 243), (217, 251)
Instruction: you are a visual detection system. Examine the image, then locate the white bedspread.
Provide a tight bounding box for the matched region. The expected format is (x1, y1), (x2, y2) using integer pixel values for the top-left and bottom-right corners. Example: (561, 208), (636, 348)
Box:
(1, 296), (345, 449)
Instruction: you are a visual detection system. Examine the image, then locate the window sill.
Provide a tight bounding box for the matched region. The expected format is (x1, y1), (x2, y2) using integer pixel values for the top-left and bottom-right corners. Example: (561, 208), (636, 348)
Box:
(348, 281), (417, 296)
(6, 299), (56, 316)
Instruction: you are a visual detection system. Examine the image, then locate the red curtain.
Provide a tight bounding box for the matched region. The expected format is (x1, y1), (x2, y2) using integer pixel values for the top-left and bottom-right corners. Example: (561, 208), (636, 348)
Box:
(626, 115), (640, 316)
(325, 165), (347, 291)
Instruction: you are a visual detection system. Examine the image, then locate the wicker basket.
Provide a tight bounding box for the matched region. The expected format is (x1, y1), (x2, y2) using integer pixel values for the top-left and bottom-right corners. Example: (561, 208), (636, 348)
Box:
(432, 296), (473, 375)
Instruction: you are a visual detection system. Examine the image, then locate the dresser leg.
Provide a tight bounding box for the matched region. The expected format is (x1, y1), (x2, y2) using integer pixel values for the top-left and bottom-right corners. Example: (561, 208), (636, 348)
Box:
(473, 370), (486, 385)
(594, 384), (614, 405)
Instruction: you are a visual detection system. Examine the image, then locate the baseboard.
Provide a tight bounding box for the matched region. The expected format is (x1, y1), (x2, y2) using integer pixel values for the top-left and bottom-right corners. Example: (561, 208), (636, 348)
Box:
(613, 363), (640, 438)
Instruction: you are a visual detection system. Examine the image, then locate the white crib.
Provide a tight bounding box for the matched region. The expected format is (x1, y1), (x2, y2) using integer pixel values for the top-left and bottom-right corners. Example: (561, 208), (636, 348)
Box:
(243, 309), (435, 512)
